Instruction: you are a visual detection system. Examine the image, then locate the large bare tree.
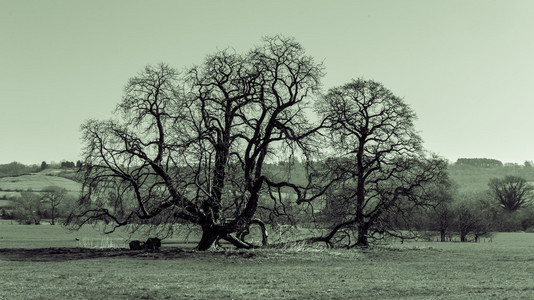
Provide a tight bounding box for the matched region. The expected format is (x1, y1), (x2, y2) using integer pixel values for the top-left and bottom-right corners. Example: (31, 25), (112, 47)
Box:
(312, 79), (448, 247)
(67, 36), (323, 250)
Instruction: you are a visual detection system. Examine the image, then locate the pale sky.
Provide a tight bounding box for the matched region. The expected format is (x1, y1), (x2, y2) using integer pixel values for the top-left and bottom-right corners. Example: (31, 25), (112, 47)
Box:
(1, 0), (533, 165)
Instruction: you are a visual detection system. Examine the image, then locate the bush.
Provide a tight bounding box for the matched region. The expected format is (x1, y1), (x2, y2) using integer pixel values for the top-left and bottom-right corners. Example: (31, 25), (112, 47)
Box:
(518, 208), (534, 231)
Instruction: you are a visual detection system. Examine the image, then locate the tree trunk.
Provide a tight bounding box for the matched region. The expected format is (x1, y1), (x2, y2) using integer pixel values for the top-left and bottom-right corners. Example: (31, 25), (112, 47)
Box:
(440, 230), (446, 242)
(196, 224), (222, 251)
(250, 218), (268, 247)
(51, 207), (55, 225)
(222, 234), (255, 249)
(355, 224), (369, 247)
(196, 222), (268, 251)
(460, 231), (468, 242)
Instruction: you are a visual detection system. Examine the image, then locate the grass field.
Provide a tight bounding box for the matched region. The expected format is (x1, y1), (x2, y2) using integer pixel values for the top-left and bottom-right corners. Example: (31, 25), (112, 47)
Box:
(0, 174), (81, 192)
(1, 224), (534, 299)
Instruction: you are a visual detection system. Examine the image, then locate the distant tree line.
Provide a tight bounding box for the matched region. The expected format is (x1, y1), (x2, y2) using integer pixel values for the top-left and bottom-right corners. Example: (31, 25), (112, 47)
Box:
(40, 160), (82, 171)
(0, 160), (82, 178)
(455, 158), (503, 168)
(60, 161), (76, 169)
(0, 162), (39, 177)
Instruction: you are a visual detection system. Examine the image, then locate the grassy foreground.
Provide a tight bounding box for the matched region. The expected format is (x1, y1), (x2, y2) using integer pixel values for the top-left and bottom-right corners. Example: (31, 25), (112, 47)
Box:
(1, 225), (534, 299)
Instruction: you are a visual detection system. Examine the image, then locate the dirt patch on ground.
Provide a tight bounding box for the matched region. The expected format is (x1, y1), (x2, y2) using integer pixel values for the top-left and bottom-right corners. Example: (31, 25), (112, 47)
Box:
(0, 247), (261, 262)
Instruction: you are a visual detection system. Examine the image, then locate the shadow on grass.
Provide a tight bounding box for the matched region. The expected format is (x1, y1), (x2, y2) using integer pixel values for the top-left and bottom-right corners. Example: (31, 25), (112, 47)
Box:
(0, 247), (261, 262)
(0, 248), (187, 262)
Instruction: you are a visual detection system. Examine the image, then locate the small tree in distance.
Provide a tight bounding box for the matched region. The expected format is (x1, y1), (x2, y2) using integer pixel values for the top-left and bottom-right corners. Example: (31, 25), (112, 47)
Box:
(41, 186), (68, 225)
(488, 176), (533, 212)
(425, 182), (456, 242)
(452, 193), (495, 242)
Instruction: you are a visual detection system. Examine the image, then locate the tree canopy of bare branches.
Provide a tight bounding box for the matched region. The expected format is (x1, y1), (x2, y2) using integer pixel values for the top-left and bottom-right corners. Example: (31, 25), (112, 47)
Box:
(67, 36), (324, 250)
(67, 38), (451, 250)
(312, 79), (448, 247)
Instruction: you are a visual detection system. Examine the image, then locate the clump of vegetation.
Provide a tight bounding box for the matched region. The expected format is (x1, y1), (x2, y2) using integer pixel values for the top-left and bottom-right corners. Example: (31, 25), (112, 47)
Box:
(7, 185), (76, 225)
(77, 237), (124, 249)
(0, 162), (39, 178)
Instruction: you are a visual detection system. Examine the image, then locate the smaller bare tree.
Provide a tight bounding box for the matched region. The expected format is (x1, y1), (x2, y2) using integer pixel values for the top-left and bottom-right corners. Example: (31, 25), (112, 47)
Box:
(488, 176), (533, 212)
(310, 79), (448, 247)
(453, 193), (495, 242)
(42, 186), (68, 225)
(426, 184), (455, 242)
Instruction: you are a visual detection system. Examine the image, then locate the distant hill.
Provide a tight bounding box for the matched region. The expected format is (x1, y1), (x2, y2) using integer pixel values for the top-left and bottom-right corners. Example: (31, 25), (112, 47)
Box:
(0, 174), (81, 193)
(267, 161), (534, 195)
(448, 164), (534, 194)
(1, 160), (532, 204)
(266, 160), (534, 196)
(0, 173), (82, 210)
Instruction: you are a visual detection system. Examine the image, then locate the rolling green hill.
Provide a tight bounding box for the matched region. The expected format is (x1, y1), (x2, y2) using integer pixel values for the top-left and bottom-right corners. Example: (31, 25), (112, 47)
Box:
(448, 164), (534, 194)
(267, 161), (534, 195)
(1, 162), (532, 206)
(0, 174), (80, 192)
(0, 173), (81, 209)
